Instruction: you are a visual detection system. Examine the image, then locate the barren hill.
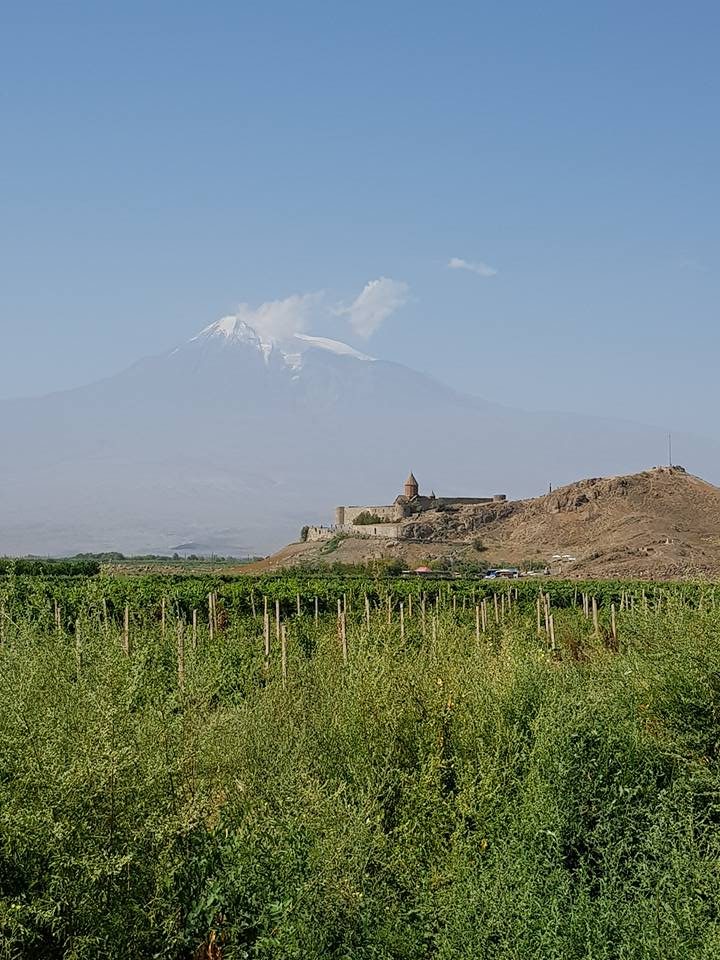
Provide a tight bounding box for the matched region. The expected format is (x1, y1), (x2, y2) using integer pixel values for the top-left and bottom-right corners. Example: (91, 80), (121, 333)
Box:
(248, 467), (720, 579)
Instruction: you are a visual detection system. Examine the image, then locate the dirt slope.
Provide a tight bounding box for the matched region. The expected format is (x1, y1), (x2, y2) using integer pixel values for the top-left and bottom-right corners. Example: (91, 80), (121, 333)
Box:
(245, 467), (720, 579)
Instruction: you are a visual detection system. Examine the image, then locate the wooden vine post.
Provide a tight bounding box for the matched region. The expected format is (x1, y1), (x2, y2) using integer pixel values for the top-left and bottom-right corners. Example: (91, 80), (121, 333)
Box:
(592, 596), (599, 638)
(177, 620), (185, 689)
(280, 624), (288, 688)
(263, 607), (270, 669)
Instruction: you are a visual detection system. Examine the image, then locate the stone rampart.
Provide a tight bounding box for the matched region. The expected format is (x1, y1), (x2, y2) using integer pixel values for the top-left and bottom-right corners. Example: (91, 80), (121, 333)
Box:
(306, 522), (403, 542)
(305, 526), (336, 542)
(341, 522), (402, 539)
(437, 496), (498, 505)
(337, 504), (400, 525)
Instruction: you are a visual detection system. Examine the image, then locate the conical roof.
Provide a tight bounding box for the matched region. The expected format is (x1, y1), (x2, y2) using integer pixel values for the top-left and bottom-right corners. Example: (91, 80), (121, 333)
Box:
(405, 471), (418, 486)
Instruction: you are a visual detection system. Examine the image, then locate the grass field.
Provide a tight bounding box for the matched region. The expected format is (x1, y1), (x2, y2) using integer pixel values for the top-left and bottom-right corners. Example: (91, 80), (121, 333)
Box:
(0, 577), (719, 958)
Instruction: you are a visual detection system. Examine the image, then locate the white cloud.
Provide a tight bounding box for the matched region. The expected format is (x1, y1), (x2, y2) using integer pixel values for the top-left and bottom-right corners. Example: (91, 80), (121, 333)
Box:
(677, 256), (708, 274)
(336, 277), (409, 339)
(207, 278), (409, 346)
(448, 257), (498, 277)
(234, 292), (322, 343)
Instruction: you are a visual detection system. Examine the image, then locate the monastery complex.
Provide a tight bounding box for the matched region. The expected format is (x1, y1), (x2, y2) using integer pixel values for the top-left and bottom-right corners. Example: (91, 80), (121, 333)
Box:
(306, 473), (507, 542)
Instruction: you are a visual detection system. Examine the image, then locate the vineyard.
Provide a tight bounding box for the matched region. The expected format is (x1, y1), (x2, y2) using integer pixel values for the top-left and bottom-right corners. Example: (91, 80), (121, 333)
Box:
(3, 570), (720, 625)
(1, 573), (719, 958)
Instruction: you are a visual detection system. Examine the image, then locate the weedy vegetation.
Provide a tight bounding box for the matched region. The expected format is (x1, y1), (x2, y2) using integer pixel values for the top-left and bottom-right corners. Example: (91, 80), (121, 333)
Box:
(0, 574), (719, 958)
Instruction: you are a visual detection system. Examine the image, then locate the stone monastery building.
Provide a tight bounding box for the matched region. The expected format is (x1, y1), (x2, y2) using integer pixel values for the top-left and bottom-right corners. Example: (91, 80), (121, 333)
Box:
(306, 473), (507, 542)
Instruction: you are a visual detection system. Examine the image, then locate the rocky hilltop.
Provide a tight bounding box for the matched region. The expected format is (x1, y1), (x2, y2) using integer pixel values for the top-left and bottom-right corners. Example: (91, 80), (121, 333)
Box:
(250, 467), (720, 579)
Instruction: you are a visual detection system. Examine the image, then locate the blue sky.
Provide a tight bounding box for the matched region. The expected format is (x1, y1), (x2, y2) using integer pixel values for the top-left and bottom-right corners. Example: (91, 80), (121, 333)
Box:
(1, 1), (718, 439)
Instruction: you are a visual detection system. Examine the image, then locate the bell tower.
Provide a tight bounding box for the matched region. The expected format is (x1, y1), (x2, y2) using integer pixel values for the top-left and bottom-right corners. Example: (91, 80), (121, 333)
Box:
(403, 471), (419, 499)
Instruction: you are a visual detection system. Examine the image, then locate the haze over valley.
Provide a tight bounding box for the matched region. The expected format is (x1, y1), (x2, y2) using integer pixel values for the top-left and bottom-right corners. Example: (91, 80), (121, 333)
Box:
(2, 313), (717, 556)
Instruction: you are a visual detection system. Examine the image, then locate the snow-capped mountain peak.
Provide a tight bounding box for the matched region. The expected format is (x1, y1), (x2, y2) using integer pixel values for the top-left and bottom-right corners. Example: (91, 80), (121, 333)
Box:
(193, 315), (262, 346)
(190, 315), (375, 369)
(292, 333), (374, 362)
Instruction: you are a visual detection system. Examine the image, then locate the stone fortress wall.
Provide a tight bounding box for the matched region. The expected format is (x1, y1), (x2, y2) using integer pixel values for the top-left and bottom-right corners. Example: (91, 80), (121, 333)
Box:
(306, 523), (403, 542)
(335, 504), (399, 525)
(305, 473), (507, 544)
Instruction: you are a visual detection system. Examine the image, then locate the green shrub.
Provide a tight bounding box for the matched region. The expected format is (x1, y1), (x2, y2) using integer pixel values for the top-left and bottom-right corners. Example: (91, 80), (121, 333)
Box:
(352, 511), (386, 526)
(1, 576), (720, 956)
(319, 533), (348, 554)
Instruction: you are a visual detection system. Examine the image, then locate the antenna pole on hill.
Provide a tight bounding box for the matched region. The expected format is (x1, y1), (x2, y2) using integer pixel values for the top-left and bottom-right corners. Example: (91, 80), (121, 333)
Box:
(668, 432), (673, 468)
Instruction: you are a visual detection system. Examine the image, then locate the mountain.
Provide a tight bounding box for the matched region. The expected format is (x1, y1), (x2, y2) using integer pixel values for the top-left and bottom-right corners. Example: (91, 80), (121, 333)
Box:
(1, 317), (719, 556)
(250, 467), (720, 580)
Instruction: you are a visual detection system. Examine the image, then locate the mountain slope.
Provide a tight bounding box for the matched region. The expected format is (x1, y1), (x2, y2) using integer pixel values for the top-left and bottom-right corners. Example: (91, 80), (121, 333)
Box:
(1, 317), (719, 556)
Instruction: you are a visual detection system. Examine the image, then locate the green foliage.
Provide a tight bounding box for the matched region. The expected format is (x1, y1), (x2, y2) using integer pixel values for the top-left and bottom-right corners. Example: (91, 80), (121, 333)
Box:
(319, 533), (349, 555)
(1, 576), (720, 956)
(352, 511), (386, 525)
(0, 556), (101, 576)
(429, 556), (491, 576)
(371, 556), (404, 576)
(2, 571), (719, 625)
(299, 525), (310, 542)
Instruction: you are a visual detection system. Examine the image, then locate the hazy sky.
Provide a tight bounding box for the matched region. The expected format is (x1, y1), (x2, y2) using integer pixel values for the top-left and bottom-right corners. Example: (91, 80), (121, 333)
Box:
(1, 1), (718, 437)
